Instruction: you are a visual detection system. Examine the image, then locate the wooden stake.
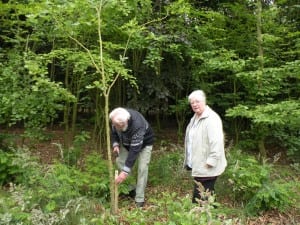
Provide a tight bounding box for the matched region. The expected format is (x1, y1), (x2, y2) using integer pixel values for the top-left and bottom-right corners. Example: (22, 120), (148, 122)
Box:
(114, 170), (119, 213)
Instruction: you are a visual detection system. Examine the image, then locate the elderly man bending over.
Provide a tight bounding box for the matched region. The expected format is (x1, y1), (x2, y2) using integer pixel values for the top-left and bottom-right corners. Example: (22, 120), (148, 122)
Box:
(109, 107), (154, 208)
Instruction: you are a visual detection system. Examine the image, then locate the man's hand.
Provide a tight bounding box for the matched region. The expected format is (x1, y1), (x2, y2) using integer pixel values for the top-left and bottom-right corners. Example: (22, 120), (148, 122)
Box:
(113, 146), (120, 156)
(115, 171), (128, 184)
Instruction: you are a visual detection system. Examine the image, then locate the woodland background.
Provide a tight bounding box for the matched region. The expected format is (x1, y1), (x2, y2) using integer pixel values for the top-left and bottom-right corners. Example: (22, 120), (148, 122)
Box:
(0, 0), (299, 224)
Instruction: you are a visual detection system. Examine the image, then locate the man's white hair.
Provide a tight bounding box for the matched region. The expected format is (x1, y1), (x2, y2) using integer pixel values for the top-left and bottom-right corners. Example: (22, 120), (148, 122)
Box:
(188, 90), (206, 103)
(109, 107), (130, 123)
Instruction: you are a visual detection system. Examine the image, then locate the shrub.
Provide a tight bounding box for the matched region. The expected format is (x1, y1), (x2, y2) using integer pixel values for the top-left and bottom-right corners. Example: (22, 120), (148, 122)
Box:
(0, 184), (31, 224)
(224, 149), (271, 202)
(0, 147), (40, 186)
(80, 151), (110, 200)
(149, 148), (183, 186)
(245, 181), (293, 215)
(272, 127), (300, 162)
(28, 163), (84, 212)
(53, 131), (91, 167)
(223, 148), (295, 215)
(0, 150), (16, 185)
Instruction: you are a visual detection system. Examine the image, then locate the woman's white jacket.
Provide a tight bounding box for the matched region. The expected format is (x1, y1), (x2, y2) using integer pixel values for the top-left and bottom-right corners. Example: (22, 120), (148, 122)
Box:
(184, 106), (227, 177)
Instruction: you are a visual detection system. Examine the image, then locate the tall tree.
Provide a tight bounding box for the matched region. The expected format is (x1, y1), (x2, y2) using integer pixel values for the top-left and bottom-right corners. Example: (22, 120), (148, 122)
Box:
(44, 0), (162, 213)
(225, 0), (300, 160)
(0, 1), (75, 139)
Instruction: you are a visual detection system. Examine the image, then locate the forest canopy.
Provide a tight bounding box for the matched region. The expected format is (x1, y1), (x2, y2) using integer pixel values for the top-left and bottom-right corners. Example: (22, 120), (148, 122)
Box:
(0, 0), (299, 161)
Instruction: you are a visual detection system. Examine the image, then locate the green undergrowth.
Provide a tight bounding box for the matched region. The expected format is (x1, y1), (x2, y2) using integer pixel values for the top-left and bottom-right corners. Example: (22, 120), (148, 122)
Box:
(0, 144), (299, 224)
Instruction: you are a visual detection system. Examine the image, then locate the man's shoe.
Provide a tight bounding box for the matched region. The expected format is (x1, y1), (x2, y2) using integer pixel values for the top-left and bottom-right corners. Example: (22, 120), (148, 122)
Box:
(128, 189), (136, 199)
(135, 202), (144, 208)
(119, 189), (136, 200)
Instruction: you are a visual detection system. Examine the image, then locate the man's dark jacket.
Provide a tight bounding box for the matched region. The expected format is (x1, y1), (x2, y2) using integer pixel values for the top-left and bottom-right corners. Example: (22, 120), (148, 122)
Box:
(111, 109), (154, 173)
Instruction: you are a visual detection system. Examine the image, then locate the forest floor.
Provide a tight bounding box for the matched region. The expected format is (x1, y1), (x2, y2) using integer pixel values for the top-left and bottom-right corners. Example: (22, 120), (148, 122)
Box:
(6, 127), (300, 225)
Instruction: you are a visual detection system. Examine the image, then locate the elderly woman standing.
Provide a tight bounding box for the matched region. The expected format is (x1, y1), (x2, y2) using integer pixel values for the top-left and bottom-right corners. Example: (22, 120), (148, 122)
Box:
(184, 90), (227, 204)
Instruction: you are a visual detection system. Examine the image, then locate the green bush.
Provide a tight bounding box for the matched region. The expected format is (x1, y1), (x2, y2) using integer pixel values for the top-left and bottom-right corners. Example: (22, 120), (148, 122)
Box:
(149, 149), (183, 185)
(0, 184), (31, 225)
(0, 151), (16, 185)
(0, 148), (111, 224)
(27, 163), (83, 212)
(0, 184), (109, 225)
(80, 151), (110, 200)
(27, 154), (111, 212)
(0, 133), (17, 149)
(53, 131), (91, 167)
(245, 181), (293, 215)
(223, 149), (295, 215)
(0, 148), (39, 186)
(224, 149), (271, 202)
(272, 127), (300, 162)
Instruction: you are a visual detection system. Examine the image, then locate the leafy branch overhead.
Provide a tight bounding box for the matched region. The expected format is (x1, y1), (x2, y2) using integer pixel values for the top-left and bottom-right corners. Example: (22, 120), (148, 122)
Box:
(226, 100), (300, 125)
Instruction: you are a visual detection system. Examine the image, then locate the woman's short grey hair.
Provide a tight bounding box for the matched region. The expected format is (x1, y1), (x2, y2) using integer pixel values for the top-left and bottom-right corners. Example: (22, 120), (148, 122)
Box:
(109, 107), (130, 123)
(188, 90), (206, 103)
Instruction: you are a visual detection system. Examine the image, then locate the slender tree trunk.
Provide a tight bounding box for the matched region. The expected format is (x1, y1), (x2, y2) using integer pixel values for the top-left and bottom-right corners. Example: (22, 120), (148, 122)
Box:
(233, 78), (239, 144)
(256, 0), (264, 72)
(95, 95), (105, 154)
(92, 91), (100, 151)
(258, 137), (267, 160)
(66, 0), (143, 214)
(256, 0), (267, 160)
(104, 93), (116, 214)
(71, 76), (81, 137)
(71, 102), (78, 136)
(96, 1), (117, 214)
(64, 62), (71, 148)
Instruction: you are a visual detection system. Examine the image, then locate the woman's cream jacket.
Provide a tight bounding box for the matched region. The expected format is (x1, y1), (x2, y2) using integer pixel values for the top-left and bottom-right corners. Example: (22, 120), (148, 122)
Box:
(184, 106), (227, 177)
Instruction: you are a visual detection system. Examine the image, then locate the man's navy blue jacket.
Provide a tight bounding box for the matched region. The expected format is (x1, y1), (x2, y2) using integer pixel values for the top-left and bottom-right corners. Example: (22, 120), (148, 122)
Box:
(111, 109), (154, 173)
